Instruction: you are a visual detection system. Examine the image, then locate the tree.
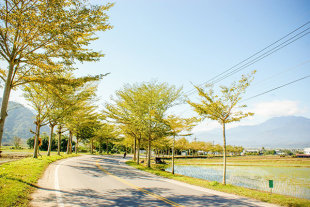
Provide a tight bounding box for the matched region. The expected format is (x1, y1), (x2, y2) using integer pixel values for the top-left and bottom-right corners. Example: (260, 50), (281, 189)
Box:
(187, 71), (255, 184)
(175, 137), (190, 153)
(139, 82), (182, 168)
(23, 83), (51, 158)
(104, 81), (182, 167)
(64, 82), (101, 154)
(104, 84), (149, 164)
(165, 115), (196, 174)
(27, 137), (34, 149)
(0, 0), (113, 150)
(13, 136), (22, 149)
(95, 123), (119, 154)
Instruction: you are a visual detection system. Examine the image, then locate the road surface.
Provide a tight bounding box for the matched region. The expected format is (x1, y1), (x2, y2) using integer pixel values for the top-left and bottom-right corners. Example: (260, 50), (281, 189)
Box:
(31, 155), (279, 207)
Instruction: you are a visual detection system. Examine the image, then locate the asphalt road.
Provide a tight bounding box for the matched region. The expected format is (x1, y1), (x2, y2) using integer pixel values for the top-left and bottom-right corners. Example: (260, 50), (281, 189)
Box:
(31, 155), (279, 207)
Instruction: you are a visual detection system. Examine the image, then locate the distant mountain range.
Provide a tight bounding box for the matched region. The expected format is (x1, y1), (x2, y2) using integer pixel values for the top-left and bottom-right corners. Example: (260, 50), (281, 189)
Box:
(196, 116), (310, 148)
(0, 98), (49, 144)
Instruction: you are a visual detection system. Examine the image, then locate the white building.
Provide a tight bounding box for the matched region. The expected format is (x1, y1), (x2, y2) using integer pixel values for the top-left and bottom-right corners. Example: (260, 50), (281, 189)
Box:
(304, 148), (310, 155)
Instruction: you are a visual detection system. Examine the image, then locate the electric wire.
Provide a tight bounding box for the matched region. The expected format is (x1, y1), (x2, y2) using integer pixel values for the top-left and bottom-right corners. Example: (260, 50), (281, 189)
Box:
(176, 63), (310, 117)
(205, 21), (310, 85)
(242, 74), (310, 102)
(184, 21), (310, 96)
(208, 30), (310, 86)
(252, 58), (310, 87)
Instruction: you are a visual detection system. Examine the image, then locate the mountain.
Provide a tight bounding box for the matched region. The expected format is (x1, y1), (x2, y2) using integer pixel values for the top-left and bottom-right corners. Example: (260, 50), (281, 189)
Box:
(196, 116), (310, 148)
(0, 98), (49, 144)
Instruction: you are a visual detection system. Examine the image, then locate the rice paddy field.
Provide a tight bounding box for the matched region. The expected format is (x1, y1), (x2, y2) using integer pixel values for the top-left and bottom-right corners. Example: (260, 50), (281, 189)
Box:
(165, 156), (310, 199)
(0, 146), (32, 164)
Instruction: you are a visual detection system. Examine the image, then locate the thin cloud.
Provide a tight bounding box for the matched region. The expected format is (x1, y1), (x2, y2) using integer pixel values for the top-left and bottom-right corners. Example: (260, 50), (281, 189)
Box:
(251, 100), (305, 117)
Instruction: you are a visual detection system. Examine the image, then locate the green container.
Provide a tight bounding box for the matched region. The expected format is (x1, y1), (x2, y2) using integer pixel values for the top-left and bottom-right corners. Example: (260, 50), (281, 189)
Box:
(269, 180), (273, 188)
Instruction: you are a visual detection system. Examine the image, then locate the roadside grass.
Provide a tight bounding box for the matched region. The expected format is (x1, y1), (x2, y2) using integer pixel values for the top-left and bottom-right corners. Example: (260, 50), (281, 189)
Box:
(0, 153), (79, 207)
(126, 160), (310, 207)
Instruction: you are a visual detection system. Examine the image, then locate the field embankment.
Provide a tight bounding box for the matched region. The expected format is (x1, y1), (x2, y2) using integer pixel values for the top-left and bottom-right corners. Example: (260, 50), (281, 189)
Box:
(163, 155), (310, 167)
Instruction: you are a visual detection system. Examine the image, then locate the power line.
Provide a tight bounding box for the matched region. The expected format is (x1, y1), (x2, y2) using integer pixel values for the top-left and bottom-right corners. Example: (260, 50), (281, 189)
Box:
(174, 21), (310, 117)
(251, 58), (310, 87)
(206, 21), (310, 86)
(176, 68), (310, 117)
(184, 21), (310, 96)
(242, 74), (310, 102)
(208, 30), (310, 85)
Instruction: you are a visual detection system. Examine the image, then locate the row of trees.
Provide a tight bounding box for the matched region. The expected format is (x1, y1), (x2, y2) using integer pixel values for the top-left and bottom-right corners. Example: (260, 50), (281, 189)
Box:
(103, 81), (196, 169)
(173, 138), (244, 156)
(0, 0), (113, 155)
(103, 71), (255, 184)
(23, 74), (105, 158)
(27, 134), (75, 153)
(0, 0), (255, 186)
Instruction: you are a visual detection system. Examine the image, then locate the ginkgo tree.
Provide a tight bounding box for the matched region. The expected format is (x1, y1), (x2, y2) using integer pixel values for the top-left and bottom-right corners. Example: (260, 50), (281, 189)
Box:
(187, 71), (255, 184)
(0, 0), (113, 150)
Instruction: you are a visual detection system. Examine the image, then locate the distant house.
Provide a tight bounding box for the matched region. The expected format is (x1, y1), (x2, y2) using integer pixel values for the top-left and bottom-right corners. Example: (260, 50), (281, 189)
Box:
(181, 151), (188, 156)
(242, 148), (260, 155)
(296, 148), (310, 158)
(304, 148), (310, 155)
(275, 149), (285, 155)
(197, 150), (206, 155)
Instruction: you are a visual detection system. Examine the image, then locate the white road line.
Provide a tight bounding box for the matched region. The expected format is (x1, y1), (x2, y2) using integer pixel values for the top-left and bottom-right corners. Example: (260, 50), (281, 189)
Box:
(54, 158), (72, 207)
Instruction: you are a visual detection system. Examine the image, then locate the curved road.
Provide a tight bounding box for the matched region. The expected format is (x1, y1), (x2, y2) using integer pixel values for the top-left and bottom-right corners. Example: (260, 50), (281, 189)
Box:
(31, 155), (278, 207)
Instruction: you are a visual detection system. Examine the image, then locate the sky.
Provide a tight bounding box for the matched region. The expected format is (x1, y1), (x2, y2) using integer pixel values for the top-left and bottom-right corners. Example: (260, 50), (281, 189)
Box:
(4, 0), (310, 140)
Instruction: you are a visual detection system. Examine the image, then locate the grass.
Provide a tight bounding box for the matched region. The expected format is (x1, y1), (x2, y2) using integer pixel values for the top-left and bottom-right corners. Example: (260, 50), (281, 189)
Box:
(126, 160), (310, 207)
(0, 153), (79, 207)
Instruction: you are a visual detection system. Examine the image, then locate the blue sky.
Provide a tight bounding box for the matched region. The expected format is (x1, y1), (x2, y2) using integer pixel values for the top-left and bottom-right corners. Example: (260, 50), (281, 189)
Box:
(7, 0), (310, 137)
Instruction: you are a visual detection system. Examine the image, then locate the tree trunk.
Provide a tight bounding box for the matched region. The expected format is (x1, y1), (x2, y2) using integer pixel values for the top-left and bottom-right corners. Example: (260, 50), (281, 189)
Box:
(0, 62), (14, 151)
(75, 136), (79, 154)
(91, 139), (94, 154)
(222, 122), (227, 185)
(137, 138), (140, 164)
(68, 130), (72, 154)
(133, 136), (137, 161)
(66, 135), (70, 154)
(33, 122), (41, 158)
(57, 125), (62, 155)
(106, 139), (108, 154)
(147, 135), (151, 168)
(172, 134), (175, 174)
(47, 124), (55, 156)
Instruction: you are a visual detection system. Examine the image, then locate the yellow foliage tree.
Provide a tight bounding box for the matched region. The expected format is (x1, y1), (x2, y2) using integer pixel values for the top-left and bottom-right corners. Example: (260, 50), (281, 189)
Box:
(0, 0), (113, 149)
(187, 71), (255, 185)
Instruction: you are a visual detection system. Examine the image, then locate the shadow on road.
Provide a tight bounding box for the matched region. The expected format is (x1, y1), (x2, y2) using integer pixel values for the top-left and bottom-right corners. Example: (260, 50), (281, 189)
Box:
(31, 155), (264, 207)
(33, 185), (260, 207)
